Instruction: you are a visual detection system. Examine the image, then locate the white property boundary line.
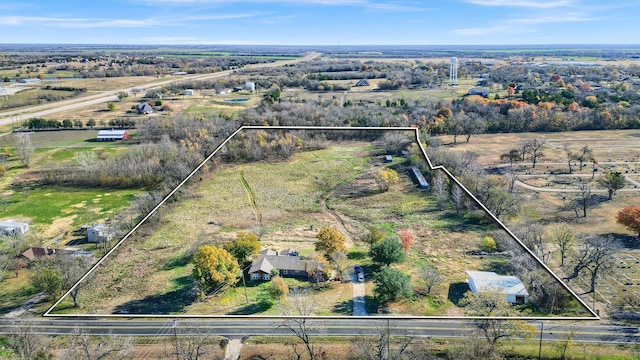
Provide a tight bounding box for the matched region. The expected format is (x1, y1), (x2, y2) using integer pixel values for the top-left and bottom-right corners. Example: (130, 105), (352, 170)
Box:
(44, 126), (599, 321)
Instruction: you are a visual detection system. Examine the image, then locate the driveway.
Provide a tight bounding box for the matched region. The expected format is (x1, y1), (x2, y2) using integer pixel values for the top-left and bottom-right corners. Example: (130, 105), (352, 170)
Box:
(352, 272), (367, 316)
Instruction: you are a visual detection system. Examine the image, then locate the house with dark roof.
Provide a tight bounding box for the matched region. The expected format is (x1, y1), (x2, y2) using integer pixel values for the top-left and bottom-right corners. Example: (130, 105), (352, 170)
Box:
(249, 249), (322, 281)
(135, 103), (154, 114)
(355, 79), (370, 87)
(21, 247), (76, 261)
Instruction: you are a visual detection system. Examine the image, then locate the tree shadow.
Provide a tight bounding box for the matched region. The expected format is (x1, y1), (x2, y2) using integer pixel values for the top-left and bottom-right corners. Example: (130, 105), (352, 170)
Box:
(227, 299), (274, 315)
(480, 257), (513, 274)
(447, 282), (469, 306)
(348, 250), (367, 260)
(112, 275), (195, 314)
(332, 299), (353, 315)
(161, 253), (190, 270)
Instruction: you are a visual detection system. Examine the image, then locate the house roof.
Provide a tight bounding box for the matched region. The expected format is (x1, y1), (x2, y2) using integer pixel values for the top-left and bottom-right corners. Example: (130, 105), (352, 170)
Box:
(258, 248), (278, 256)
(466, 271), (529, 296)
(21, 247), (76, 261)
(249, 255), (308, 274)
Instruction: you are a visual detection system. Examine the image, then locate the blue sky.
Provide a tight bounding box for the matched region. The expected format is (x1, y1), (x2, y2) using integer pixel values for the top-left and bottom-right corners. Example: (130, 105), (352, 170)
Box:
(0, 0), (638, 45)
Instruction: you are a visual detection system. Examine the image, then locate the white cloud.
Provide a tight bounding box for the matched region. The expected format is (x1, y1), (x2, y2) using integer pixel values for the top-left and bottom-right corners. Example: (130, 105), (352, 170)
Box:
(139, 0), (366, 4)
(0, 12), (260, 28)
(451, 25), (513, 36)
(464, 0), (576, 8)
(511, 13), (596, 24)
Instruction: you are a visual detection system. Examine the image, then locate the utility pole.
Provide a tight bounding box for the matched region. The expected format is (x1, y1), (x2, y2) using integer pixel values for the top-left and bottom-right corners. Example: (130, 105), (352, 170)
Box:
(538, 321), (544, 360)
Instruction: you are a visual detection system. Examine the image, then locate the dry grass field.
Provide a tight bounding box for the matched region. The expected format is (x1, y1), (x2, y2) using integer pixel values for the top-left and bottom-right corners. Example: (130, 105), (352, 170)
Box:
(436, 130), (640, 312)
(53, 135), (585, 318)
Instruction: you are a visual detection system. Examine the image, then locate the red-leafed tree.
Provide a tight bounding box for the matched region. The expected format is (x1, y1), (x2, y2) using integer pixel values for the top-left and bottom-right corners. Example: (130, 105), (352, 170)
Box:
(617, 206), (640, 237)
(399, 229), (414, 255)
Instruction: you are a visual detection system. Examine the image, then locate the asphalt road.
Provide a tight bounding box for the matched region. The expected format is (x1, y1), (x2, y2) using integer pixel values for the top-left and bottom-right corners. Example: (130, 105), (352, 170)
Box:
(0, 52), (320, 126)
(0, 318), (637, 345)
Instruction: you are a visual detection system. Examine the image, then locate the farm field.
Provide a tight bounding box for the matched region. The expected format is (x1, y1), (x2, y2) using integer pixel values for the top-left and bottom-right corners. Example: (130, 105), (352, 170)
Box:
(51, 131), (587, 318)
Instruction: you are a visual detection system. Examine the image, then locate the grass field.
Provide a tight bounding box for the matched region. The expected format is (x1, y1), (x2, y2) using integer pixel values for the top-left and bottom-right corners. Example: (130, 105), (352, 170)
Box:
(51, 135), (586, 318)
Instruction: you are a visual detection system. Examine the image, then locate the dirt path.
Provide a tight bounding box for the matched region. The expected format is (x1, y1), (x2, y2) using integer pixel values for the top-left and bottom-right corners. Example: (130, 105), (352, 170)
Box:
(320, 193), (354, 247)
(224, 337), (243, 360)
(4, 292), (46, 318)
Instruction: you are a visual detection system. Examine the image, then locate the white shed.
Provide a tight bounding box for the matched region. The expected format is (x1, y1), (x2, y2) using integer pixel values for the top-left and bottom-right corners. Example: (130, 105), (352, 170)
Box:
(184, 89), (194, 96)
(466, 270), (529, 304)
(87, 224), (114, 243)
(245, 82), (255, 92)
(0, 220), (29, 235)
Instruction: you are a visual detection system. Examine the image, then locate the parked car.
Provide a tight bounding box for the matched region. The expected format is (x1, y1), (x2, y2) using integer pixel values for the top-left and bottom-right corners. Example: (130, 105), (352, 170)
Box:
(358, 272), (364, 282)
(354, 264), (362, 273)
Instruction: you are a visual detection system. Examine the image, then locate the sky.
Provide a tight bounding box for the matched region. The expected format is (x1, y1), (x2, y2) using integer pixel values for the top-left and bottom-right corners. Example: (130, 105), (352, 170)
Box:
(0, 0), (639, 46)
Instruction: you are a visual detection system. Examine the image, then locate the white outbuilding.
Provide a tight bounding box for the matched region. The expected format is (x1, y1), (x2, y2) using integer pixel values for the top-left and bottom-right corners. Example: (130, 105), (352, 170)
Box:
(466, 270), (529, 305)
(0, 220), (29, 235)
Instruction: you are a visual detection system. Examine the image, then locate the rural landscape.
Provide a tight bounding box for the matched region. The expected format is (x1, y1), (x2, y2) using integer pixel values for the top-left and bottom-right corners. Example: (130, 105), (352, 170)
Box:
(0, 39), (640, 359)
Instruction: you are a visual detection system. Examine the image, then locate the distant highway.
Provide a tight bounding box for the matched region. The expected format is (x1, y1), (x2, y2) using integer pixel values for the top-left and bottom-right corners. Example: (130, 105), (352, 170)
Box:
(0, 52), (320, 126)
(0, 318), (637, 345)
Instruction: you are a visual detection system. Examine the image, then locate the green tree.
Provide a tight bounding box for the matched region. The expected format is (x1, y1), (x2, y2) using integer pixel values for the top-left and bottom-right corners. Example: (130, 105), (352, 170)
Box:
(376, 168), (399, 191)
(269, 276), (289, 299)
(599, 171), (625, 200)
(314, 226), (347, 257)
(191, 245), (239, 296)
(224, 231), (260, 264)
(363, 226), (385, 246)
(62, 119), (73, 128)
(461, 291), (536, 347)
(373, 268), (412, 304)
(370, 237), (406, 266)
(481, 236), (497, 253)
(29, 266), (63, 298)
(86, 119), (96, 128)
(107, 102), (116, 111)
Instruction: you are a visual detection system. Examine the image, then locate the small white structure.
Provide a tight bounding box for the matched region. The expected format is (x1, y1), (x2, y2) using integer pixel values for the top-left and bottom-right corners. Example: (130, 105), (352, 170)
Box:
(245, 82), (255, 92)
(466, 270), (529, 304)
(87, 224), (114, 243)
(18, 78), (41, 84)
(450, 57), (458, 85)
(218, 88), (232, 95)
(184, 89), (194, 96)
(0, 220), (29, 235)
(96, 129), (128, 141)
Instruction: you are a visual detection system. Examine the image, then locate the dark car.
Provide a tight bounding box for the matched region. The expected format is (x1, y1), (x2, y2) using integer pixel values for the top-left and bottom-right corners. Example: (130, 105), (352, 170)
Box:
(354, 265), (362, 273)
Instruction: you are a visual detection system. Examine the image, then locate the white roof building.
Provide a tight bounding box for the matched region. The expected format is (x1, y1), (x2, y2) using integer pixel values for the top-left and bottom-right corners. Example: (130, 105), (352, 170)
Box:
(466, 270), (529, 304)
(0, 220), (29, 235)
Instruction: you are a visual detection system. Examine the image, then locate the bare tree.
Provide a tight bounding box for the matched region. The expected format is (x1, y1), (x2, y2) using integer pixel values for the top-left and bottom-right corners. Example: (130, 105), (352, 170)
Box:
(418, 267), (442, 295)
(574, 182), (594, 218)
(521, 137), (545, 168)
(504, 170), (518, 193)
(279, 289), (325, 360)
(500, 149), (521, 168)
(431, 172), (447, 210)
(351, 320), (416, 360)
(550, 224), (575, 267)
(164, 321), (219, 360)
(567, 235), (620, 293)
(576, 145), (593, 170)
(515, 223), (551, 264)
(16, 132), (35, 168)
(564, 144), (578, 174)
(5, 320), (50, 360)
(60, 327), (133, 360)
(450, 184), (464, 215)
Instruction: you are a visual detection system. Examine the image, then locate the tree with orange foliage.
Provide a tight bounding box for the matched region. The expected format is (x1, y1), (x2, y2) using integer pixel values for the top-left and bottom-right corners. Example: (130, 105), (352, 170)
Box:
(616, 206), (640, 237)
(399, 229), (414, 255)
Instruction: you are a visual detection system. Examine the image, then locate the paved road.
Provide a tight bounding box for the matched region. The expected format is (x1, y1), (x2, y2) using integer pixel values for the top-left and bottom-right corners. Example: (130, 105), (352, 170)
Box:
(0, 318), (637, 345)
(0, 52), (320, 126)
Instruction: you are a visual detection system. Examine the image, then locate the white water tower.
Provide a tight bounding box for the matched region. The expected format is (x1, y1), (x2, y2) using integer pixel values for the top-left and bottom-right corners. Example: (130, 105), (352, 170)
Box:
(450, 57), (458, 85)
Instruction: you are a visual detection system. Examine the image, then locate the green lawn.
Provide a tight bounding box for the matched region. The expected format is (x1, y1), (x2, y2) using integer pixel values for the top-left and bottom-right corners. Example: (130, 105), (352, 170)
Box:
(0, 186), (137, 227)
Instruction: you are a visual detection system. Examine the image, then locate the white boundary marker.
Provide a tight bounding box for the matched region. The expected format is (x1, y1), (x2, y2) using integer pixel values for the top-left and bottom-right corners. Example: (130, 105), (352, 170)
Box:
(44, 126), (599, 320)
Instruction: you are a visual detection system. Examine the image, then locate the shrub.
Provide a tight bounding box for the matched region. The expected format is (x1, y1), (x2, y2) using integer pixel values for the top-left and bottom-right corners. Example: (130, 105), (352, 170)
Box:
(481, 236), (497, 253)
